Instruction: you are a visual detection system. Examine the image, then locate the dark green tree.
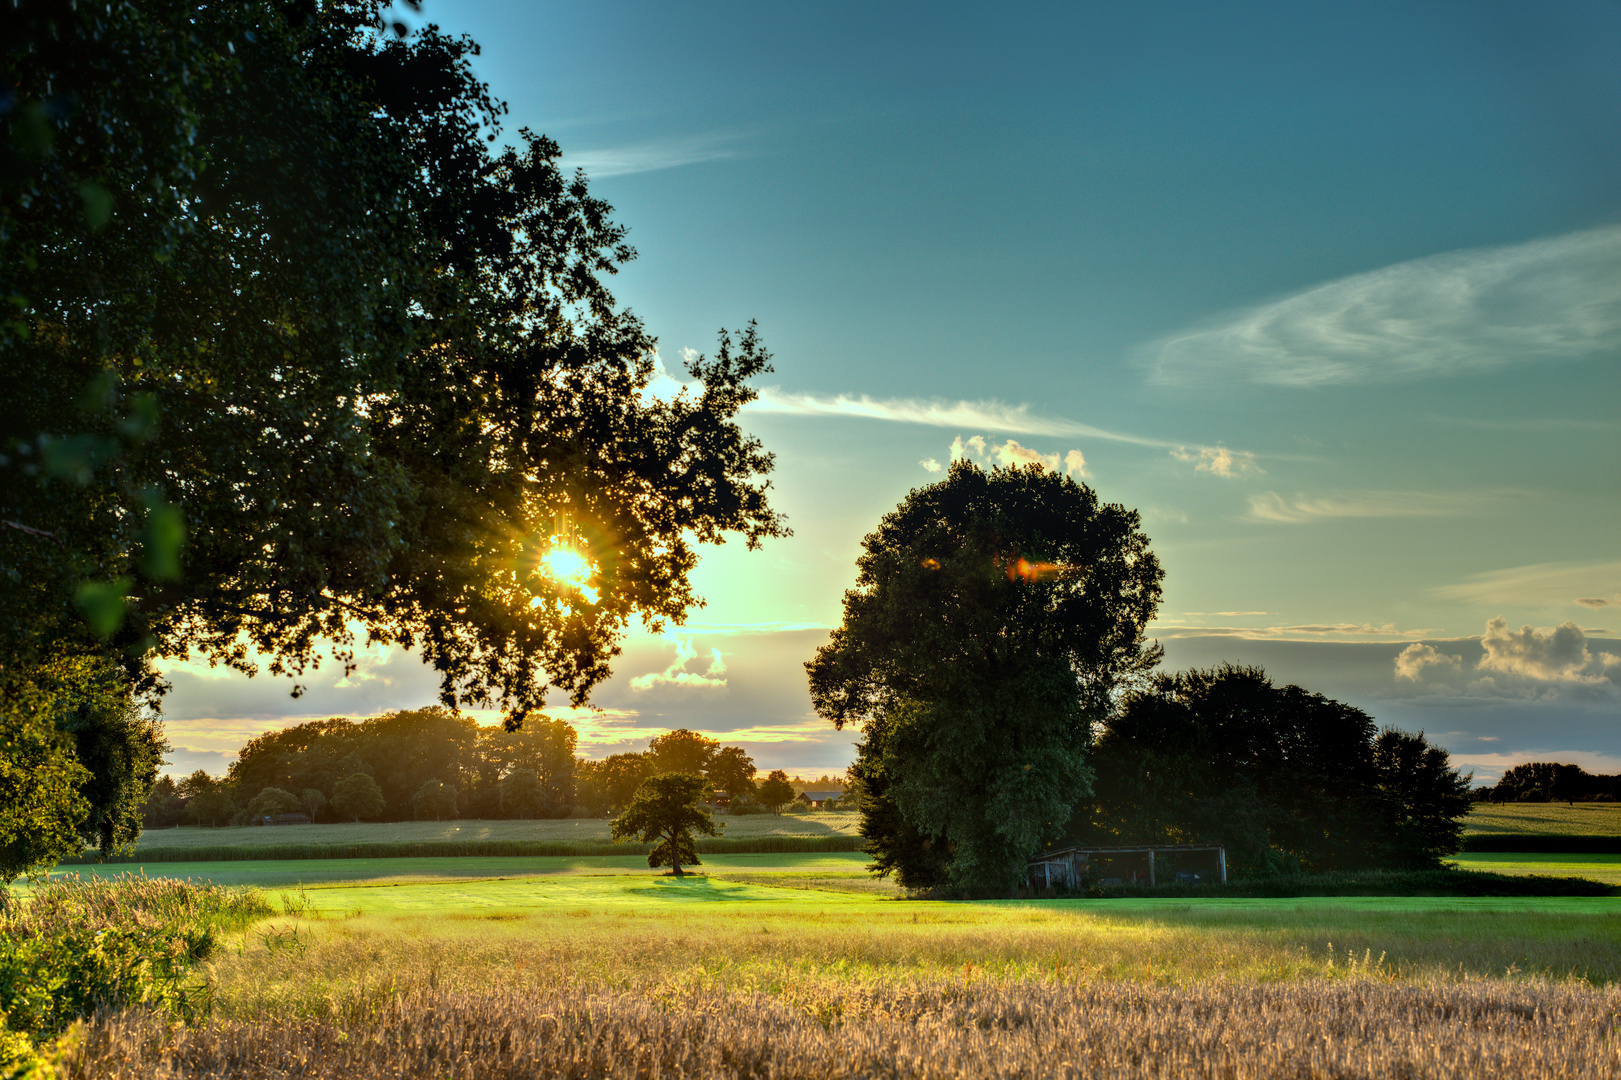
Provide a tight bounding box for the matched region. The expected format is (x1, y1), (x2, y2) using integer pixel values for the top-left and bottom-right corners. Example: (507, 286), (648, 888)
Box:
(331, 772), (386, 823)
(500, 768), (546, 820)
(0, 674), (90, 883)
(411, 779), (458, 821)
(646, 729), (720, 777)
(245, 787), (303, 820)
(1370, 728), (1473, 868)
(610, 773), (721, 876)
(141, 775), (185, 829)
(578, 752), (655, 815)
(756, 769), (796, 814)
(707, 745), (757, 804)
(807, 460), (1163, 892)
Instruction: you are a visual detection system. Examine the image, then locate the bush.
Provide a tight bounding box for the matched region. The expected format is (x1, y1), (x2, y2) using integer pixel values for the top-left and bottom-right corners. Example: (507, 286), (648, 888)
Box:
(0, 876), (272, 1047)
(244, 787), (302, 820)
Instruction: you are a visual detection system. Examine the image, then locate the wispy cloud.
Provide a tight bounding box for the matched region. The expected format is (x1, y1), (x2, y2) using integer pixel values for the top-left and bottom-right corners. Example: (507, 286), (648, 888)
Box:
(749, 389), (1176, 448)
(1246, 490), (1494, 524)
(1147, 225), (1621, 386)
(1150, 619), (1437, 641)
(1430, 561), (1621, 607)
(561, 132), (745, 178)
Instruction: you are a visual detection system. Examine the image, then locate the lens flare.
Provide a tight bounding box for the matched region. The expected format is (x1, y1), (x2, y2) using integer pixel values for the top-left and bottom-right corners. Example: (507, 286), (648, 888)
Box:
(543, 547), (591, 584)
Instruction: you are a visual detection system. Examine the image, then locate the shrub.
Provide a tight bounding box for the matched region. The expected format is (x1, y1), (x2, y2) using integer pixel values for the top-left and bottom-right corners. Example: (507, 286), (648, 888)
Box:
(0, 876), (272, 1047)
(244, 788), (302, 820)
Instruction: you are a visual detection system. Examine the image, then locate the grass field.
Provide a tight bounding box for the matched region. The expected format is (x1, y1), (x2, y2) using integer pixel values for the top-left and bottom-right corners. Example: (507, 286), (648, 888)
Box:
(1463, 802), (1621, 836)
(45, 861), (1621, 1078)
(1452, 852), (1621, 884)
(124, 812), (860, 849)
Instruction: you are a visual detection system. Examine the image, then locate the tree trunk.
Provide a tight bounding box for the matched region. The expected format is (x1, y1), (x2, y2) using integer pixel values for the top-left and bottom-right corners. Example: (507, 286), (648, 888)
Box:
(668, 830), (683, 876)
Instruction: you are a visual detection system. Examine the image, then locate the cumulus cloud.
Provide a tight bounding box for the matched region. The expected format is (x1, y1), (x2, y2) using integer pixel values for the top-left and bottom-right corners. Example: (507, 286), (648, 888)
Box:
(1246, 490), (1490, 524)
(947, 434), (1089, 476)
(629, 636), (728, 692)
(919, 458), (942, 473)
(1394, 618), (1620, 700)
(1171, 444), (1263, 477)
(1395, 643), (1463, 681)
(1477, 617), (1618, 685)
(1147, 225), (1621, 386)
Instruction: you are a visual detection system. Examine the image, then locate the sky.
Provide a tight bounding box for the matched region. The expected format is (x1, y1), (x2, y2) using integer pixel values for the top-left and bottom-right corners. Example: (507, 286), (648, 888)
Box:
(157, 0), (1620, 784)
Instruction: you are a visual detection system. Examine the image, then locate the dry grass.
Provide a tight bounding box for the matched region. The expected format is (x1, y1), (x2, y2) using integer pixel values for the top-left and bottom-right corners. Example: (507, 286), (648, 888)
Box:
(67, 977), (1621, 1078)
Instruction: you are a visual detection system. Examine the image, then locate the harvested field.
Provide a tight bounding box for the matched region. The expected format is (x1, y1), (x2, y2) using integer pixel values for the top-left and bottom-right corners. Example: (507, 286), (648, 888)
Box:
(69, 977), (1621, 1078)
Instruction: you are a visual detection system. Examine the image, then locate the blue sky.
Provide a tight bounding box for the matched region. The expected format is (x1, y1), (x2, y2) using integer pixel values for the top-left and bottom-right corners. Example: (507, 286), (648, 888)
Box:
(158, 0), (1620, 784)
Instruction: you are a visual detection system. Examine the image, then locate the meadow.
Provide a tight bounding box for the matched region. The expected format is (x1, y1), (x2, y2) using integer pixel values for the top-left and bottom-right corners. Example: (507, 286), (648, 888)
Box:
(47, 864), (1621, 1078)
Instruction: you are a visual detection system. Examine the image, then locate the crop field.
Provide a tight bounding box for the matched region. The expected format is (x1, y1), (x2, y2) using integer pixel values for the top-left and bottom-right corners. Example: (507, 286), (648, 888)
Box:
(54, 862), (1621, 1078)
(122, 812), (860, 850)
(1463, 802), (1621, 836)
(1451, 852), (1621, 884)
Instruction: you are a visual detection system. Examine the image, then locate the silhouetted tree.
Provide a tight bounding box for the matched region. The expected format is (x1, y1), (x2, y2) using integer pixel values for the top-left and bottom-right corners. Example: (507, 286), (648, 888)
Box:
(411, 780), (458, 822)
(245, 787), (303, 820)
(707, 746), (757, 804)
(808, 460), (1162, 892)
(647, 729), (720, 776)
(501, 769), (546, 820)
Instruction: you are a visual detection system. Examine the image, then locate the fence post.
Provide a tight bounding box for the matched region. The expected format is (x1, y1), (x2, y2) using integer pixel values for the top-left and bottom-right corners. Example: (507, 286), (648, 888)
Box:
(1147, 848), (1155, 886)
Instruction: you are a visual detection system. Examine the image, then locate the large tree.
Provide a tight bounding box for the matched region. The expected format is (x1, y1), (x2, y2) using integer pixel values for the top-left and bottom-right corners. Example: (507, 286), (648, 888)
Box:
(2, 1), (784, 730)
(807, 460), (1163, 892)
(610, 773), (720, 877)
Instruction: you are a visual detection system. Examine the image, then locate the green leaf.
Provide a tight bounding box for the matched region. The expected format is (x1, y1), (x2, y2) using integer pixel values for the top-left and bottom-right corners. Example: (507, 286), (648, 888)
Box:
(75, 579), (133, 638)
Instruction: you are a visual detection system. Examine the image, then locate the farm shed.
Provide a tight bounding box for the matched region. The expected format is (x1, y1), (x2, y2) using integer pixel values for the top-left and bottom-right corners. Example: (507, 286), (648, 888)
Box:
(1026, 844), (1227, 890)
(798, 790), (842, 808)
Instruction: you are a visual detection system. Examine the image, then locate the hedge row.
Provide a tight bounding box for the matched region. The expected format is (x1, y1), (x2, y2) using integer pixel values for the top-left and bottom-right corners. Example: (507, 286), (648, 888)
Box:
(1011, 868), (1616, 900)
(1461, 834), (1621, 853)
(59, 834), (865, 864)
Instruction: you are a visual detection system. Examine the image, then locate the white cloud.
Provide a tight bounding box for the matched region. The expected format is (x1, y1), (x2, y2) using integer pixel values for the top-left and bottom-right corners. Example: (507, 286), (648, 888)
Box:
(751, 391), (1174, 447)
(1394, 643), (1463, 681)
(629, 635), (728, 692)
(919, 458), (942, 473)
(946, 434), (1090, 476)
(1246, 490), (1490, 524)
(561, 132), (745, 178)
(1171, 445), (1263, 477)
(1477, 617), (1618, 686)
(1147, 225), (1621, 386)
(1430, 560), (1621, 607)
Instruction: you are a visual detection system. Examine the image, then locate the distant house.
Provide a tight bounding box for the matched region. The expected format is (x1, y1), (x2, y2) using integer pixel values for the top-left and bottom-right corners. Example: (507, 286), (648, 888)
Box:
(1026, 844), (1226, 890)
(797, 790), (842, 809)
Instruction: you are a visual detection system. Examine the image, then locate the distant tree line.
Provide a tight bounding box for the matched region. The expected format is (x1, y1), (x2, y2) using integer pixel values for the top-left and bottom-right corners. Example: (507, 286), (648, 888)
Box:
(1484, 762), (1621, 805)
(141, 713), (780, 827)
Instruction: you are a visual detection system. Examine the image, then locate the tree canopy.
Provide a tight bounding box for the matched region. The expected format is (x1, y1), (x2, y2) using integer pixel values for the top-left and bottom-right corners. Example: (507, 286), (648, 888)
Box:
(610, 772), (720, 876)
(807, 460), (1163, 892)
(1085, 664), (1472, 873)
(1, 0), (784, 718)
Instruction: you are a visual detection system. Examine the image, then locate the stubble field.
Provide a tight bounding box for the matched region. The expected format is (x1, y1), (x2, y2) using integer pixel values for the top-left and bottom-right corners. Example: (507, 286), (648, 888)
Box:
(43, 859), (1621, 1078)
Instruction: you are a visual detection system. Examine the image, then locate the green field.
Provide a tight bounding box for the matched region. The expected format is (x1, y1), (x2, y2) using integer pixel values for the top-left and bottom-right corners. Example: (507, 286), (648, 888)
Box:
(124, 811), (860, 850)
(1452, 852), (1621, 884)
(1463, 802), (1621, 836)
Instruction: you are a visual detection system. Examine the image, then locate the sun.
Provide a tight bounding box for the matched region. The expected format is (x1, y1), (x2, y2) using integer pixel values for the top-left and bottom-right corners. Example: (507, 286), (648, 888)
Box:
(543, 547), (591, 585)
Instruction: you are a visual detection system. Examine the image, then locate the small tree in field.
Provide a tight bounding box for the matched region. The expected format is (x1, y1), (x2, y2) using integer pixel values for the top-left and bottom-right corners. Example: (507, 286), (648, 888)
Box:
(331, 773), (385, 823)
(610, 773), (721, 876)
(501, 768), (546, 819)
(757, 770), (795, 814)
(412, 779), (458, 821)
